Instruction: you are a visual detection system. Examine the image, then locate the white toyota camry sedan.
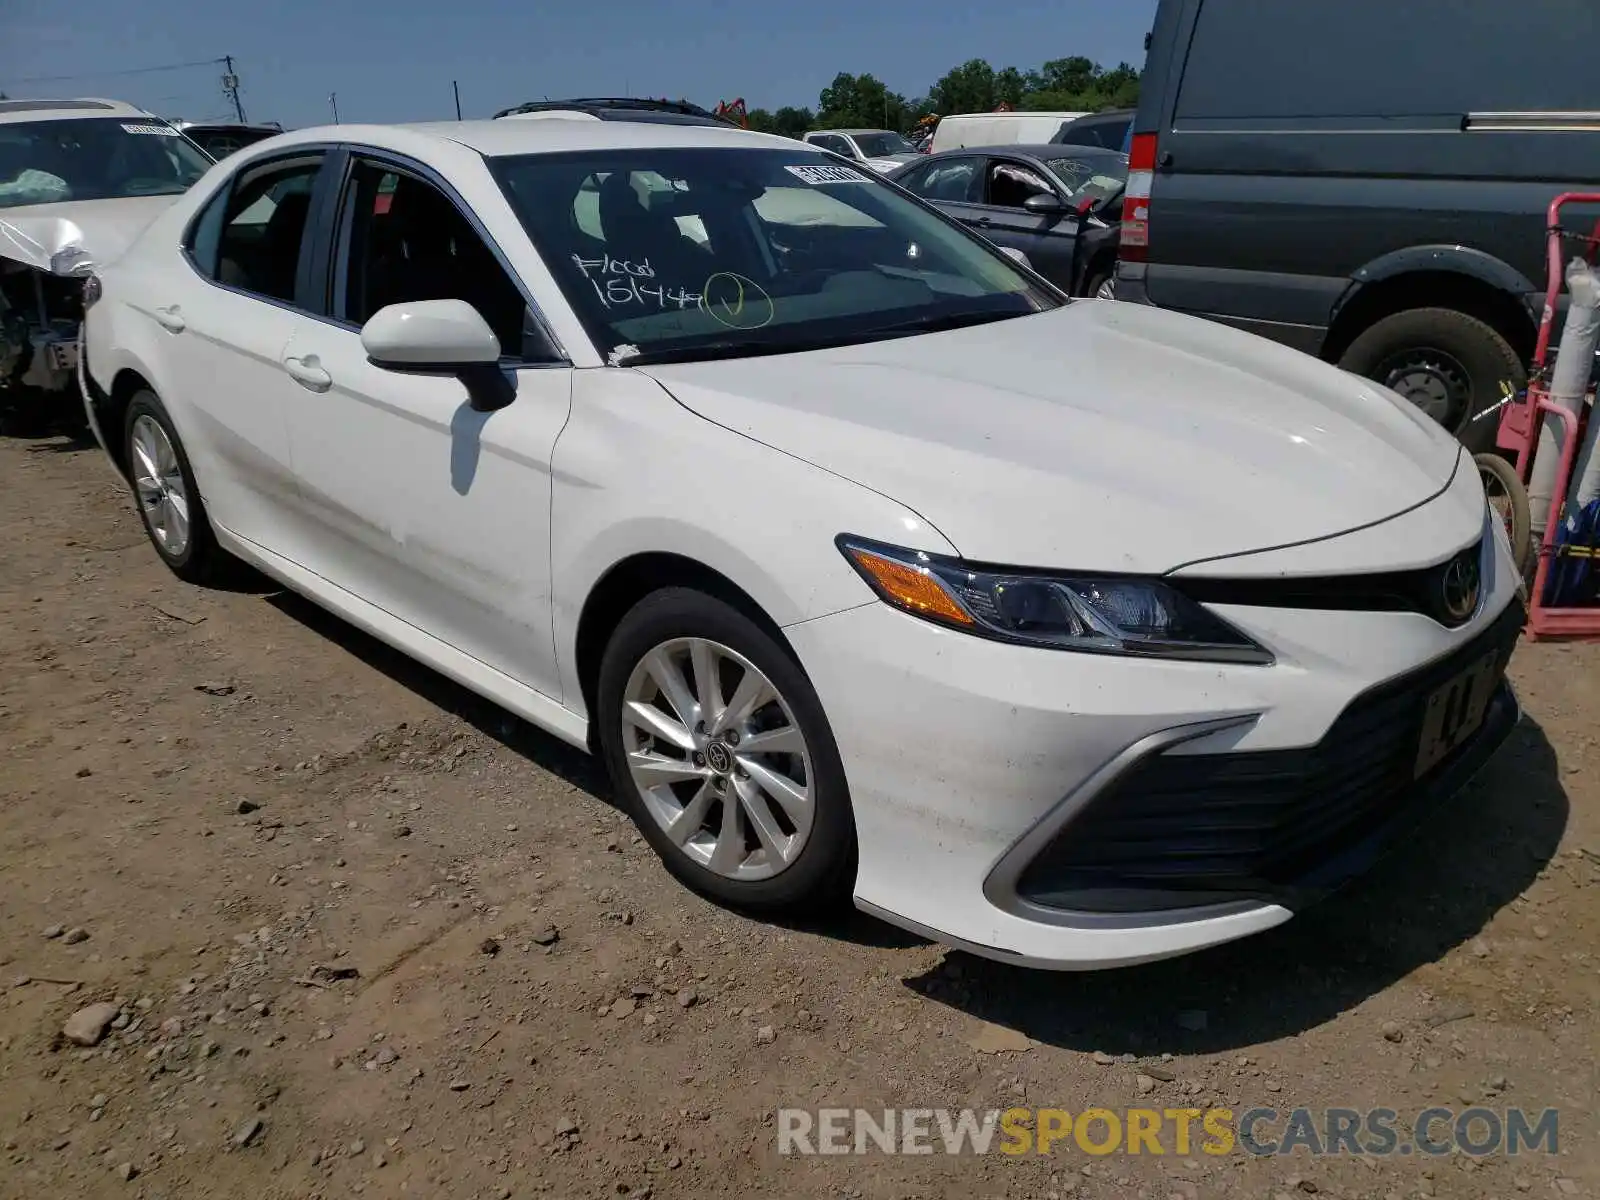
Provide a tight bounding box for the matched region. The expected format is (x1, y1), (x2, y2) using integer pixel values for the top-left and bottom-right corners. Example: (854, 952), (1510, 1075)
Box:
(81, 118), (1523, 970)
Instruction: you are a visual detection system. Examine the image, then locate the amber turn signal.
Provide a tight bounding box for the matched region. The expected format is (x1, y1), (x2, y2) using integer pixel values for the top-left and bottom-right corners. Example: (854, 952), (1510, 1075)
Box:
(843, 544), (974, 627)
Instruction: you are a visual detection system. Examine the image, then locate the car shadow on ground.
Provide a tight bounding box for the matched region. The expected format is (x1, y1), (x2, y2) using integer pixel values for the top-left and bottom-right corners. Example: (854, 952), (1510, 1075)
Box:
(899, 714), (1568, 1053)
(1, 420), (98, 451)
(262, 587), (928, 950)
(259, 588), (1569, 986)
(264, 589), (606, 796)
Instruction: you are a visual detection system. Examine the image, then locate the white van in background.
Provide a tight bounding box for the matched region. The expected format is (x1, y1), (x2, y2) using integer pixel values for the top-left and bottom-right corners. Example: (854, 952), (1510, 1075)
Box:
(929, 111), (1088, 153)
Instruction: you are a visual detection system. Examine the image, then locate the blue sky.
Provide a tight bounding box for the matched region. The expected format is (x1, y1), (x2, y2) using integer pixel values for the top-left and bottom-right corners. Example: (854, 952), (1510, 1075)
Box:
(0, 0), (1156, 129)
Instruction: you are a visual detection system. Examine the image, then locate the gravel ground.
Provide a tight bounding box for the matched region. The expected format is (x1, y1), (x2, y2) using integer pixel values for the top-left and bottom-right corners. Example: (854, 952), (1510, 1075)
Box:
(0, 426), (1596, 1200)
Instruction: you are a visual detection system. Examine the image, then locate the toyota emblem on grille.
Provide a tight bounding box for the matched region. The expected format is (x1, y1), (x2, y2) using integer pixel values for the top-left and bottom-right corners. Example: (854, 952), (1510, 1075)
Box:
(1434, 550), (1481, 626)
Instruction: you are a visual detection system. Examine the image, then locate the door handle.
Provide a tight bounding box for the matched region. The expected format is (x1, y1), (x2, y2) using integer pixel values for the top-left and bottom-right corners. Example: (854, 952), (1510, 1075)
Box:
(972, 217), (993, 228)
(283, 354), (332, 392)
(154, 305), (185, 333)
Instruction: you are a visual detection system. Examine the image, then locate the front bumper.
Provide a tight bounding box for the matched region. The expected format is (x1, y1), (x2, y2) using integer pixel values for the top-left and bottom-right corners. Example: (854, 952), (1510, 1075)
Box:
(785, 532), (1523, 970)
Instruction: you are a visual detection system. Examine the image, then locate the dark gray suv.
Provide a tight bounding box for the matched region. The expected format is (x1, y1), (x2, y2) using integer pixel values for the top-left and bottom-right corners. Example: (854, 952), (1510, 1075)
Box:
(1116, 0), (1600, 446)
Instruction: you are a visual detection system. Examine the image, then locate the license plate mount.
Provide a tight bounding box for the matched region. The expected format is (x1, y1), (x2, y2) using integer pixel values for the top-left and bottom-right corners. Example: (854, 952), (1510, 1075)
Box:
(47, 339), (79, 372)
(1414, 651), (1502, 778)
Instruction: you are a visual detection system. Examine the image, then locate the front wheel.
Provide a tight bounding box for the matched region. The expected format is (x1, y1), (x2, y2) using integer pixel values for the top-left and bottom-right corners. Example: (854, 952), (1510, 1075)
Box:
(596, 587), (856, 914)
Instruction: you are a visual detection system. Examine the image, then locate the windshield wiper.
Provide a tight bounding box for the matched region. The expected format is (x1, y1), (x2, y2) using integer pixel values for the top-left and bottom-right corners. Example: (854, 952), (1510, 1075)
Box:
(615, 309), (1025, 367)
(863, 309), (1025, 336)
(617, 335), (862, 366)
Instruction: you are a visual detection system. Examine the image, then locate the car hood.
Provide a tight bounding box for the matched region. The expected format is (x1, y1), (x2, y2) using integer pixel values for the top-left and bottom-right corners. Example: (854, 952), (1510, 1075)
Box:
(638, 301), (1463, 573)
(0, 195), (179, 275)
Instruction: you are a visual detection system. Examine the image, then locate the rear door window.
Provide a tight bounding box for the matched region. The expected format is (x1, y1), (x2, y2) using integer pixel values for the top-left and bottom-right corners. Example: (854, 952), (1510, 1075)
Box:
(206, 155), (324, 304)
(1175, 0), (1595, 118)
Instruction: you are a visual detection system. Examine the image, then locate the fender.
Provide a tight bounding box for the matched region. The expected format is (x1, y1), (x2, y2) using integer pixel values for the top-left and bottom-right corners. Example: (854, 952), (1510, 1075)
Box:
(82, 297), (182, 464)
(550, 370), (959, 716)
(1330, 244), (1540, 328)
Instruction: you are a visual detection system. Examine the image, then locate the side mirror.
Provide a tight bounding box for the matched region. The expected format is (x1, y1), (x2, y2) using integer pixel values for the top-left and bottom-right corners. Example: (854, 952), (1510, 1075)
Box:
(361, 299), (513, 412)
(362, 299), (500, 368)
(1085, 189), (1126, 224)
(1000, 246), (1032, 269)
(1023, 192), (1068, 215)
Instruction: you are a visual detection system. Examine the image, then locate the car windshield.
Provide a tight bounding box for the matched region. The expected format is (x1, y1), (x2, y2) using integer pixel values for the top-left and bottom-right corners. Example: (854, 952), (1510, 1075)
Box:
(184, 126), (279, 159)
(0, 117), (211, 208)
(491, 147), (1061, 364)
(853, 132), (914, 158)
(1038, 149), (1129, 206)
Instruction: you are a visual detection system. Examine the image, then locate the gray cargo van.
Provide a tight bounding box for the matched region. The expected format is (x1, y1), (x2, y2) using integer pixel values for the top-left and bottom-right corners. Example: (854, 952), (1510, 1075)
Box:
(1117, 0), (1600, 444)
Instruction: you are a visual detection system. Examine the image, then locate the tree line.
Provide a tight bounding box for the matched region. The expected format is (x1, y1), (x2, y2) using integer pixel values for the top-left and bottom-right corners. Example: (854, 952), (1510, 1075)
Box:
(739, 56), (1140, 139)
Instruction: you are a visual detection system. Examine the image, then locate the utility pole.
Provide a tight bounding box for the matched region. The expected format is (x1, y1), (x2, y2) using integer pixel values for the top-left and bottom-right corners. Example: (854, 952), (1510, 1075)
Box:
(222, 55), (246, 123)
(452, 80), (462, 119)
(329, 93), (339, 123)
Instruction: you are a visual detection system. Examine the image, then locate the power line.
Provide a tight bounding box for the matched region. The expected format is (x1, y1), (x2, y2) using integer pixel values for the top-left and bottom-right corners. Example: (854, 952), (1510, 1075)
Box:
(1, 57), (225, 88)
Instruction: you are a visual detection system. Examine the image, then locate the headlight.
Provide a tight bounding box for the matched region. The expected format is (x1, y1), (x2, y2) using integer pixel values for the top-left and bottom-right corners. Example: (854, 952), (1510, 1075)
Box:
(49, 247), (95, 278)
(837, 536), (1273, 664)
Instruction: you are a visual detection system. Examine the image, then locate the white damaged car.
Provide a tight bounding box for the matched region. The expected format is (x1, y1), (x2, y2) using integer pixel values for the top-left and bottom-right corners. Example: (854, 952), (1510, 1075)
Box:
(0, 98), (211, 417)
(83, 119), (1523, 970)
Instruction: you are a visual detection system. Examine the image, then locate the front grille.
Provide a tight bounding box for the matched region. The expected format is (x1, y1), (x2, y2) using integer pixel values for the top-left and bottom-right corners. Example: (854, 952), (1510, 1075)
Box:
(1016, 600), (1524, 914)
(1176, 537), (1485, 628)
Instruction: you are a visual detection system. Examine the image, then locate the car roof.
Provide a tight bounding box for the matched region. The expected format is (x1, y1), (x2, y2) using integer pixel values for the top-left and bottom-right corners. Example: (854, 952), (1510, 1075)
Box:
(938, 111), (1086, 121)
(1063, 109), (1136, 123)
(173, 120), (283, 133)
(494, 98), (730, 127)
(260, 118), (799, 159)
(0, 97), (156, 125)
(917, 142), (1128, 159)
(808, 128), (897, 137)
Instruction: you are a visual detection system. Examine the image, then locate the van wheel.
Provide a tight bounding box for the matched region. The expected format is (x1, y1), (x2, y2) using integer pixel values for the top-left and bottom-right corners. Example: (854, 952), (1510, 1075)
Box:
(1338, 308), (1526, 448)
(1084, 270), (1117, 301)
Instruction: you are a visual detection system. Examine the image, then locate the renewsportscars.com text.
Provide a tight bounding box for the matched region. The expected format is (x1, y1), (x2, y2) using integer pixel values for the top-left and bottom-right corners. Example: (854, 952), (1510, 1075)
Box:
(777, 1106), (1560, 1158)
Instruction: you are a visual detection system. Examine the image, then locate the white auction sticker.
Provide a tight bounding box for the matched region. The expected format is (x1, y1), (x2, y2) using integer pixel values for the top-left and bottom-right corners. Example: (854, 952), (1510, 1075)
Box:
(121, 122), (180, 137)
(784, 163), (870, 185)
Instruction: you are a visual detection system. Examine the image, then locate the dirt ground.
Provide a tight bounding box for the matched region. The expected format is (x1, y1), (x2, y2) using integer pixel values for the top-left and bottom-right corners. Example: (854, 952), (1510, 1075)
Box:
(0, 423), (1596, 1200)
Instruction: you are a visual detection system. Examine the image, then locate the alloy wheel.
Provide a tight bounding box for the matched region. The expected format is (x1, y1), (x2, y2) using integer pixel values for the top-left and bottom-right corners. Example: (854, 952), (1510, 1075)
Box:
(130, 414), (191, 558)
(620, 637), (814, 881)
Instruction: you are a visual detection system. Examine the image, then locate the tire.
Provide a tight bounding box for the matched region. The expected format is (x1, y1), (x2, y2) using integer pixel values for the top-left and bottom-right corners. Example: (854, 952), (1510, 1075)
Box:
(596, 587), (856, 915)
(123, 390), (229, 583)
(1084, 269), (1116, 301)
(1338, 308), (1526, 451)
(1475, 451), (1533, 578)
